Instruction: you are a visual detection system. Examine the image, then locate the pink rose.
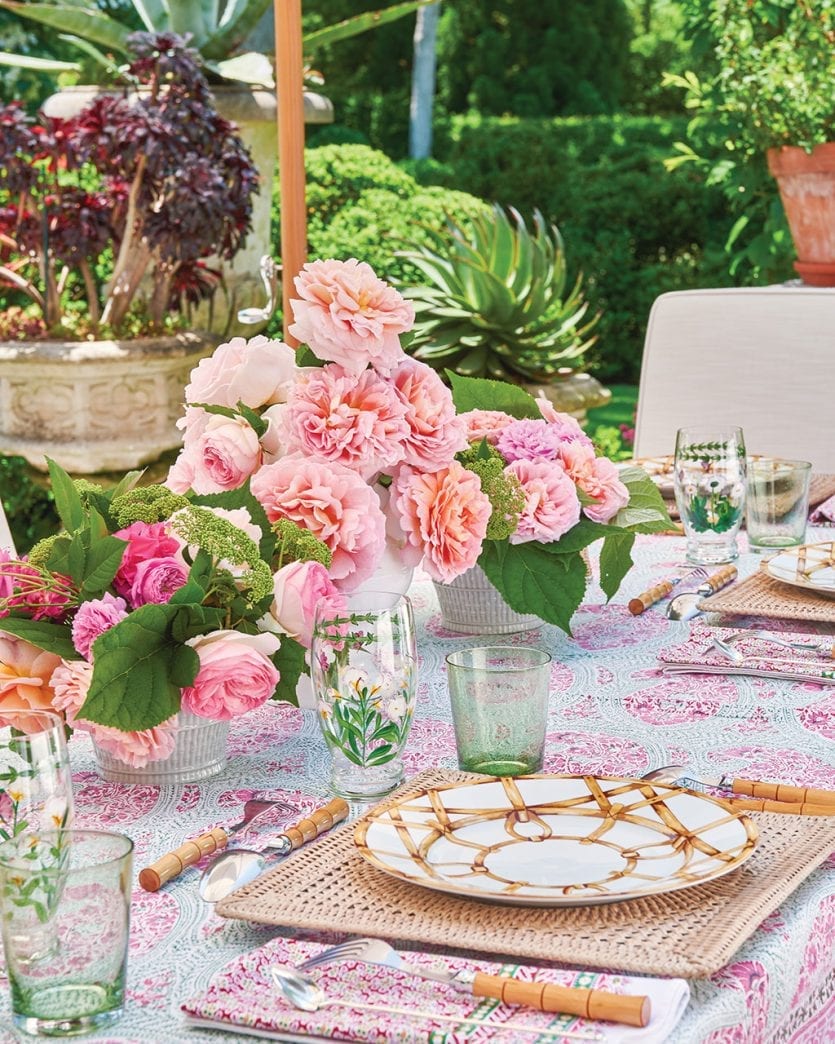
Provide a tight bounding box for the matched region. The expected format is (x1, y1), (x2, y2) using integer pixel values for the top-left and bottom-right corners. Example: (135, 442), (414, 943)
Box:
(459, 409), (514, 445)
(559, 443), (630, 523)
(185, 335), (298, 409)
(260, 403), (290, 462)
(390, 358), (467, 471)
(505, 459), (581, 544)
(71, 592), (128, 660)
(391, 462), (491, 584)
(269, 561), (347, 648)
(172, 409), (262, 495)
(0, 633), (63, 727)
(251, 456), (386, 590)
(496, 419), (564, 463)
(284, 364), (409, 479)
(50, 658), (94, 727)
(535, 396), (595, 448)
(289, 258), (413, 374)
(129, 557), (190, 607)
(180, 630), (281, 720)
(87, 719), (178, 767)
(113, 522), (185, 604)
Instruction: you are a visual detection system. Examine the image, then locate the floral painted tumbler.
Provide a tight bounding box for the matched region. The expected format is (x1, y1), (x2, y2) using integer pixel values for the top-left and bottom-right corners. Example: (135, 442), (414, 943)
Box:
(311, 592), (417, 800)
(674, 426), (746, 564)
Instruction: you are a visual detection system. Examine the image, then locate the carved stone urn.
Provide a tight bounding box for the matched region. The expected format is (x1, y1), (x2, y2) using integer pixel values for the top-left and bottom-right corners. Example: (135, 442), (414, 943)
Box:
(0, 331), (215, 474)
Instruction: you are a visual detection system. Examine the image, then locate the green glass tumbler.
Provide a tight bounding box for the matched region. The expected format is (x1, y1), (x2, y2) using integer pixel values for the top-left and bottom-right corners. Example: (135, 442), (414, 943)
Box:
(0, 830), (133, 1037)
(446, 646), (551, 776)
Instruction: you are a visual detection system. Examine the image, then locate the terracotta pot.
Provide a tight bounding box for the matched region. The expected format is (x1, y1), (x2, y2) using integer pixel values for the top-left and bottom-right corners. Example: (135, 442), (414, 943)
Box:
(767, 142), (835, 287)
(0, 331), (216, 473)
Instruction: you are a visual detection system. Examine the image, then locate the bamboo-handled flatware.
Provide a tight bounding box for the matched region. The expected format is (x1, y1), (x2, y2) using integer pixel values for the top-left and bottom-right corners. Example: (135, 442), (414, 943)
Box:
(645, 764), (835, 815)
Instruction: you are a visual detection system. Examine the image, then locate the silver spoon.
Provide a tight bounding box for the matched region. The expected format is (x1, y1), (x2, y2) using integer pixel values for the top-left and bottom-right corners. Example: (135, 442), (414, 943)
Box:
(270, 966), (603, 1040)
(199, 798), (348, 903)
(666, 564), (738, 620)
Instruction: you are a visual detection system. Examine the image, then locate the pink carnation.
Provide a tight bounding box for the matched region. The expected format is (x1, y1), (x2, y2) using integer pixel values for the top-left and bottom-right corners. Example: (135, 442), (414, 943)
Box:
(181, 630), (281, 720)
(113, 522), (184, 596)
(87, 719), (178, 768)
(559, 443), (630, 523)
(505, 459), (581, 544)
(284, 364), (410, 479)
(535, 396), (594, 448)
(390, 358), (467, 471)
(186, 335), (298, 409)
(459, 410), (514, 445)
(168, 409), (262, 495)
(289, 258), (413, 375)
(50, 658), (94, 727)
(495, 419), (564, 463)
(391, 462), (491, 584)
(269, 561), (347, 648)
(251, 456), (386, 590)
(71, 593), (128, 660)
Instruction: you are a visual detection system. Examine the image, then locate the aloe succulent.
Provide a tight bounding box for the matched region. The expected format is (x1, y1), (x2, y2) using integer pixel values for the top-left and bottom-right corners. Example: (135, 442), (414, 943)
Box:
(401, 204), (598, 384)
(0, 0), (437, 86)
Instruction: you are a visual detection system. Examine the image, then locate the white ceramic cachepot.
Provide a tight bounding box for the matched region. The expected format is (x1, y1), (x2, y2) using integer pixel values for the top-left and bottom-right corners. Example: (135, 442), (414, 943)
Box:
(92, 711), (229, 785)
(433, 564), (541, 635)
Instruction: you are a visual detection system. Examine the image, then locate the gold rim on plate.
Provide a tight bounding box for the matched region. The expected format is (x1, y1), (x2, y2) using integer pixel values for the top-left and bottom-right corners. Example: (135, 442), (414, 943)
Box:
(354, 774), (758, 907)
(764, 541), (835, 600)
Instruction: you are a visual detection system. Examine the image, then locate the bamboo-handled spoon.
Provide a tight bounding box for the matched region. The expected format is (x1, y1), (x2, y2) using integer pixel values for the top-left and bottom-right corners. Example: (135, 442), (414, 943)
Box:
(644, 765), (835, 812)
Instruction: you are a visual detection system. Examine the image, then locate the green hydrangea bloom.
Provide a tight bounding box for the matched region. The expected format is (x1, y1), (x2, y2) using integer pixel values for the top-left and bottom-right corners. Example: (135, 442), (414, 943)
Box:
(168, 506), (273, 604)
(111, 485), (191, 527)
(457, 443), (524, 541)
(273, 517), (333, 568)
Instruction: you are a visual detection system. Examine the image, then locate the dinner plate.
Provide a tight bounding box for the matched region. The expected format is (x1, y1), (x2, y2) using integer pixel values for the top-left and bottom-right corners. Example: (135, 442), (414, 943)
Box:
(354, 775), (757, 907)
(764, 541), (835, 599)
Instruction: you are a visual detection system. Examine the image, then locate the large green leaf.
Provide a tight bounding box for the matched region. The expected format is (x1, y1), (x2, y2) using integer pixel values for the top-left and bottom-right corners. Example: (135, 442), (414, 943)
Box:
(478, 540), (588, 635)
(614, 467), (675, 533)
(0, 2), (130, 53)
(447, 372), (540, 419)
(78, 604), (189, 731)
(271, 636), (305, 707)
(46, 458), (84, 535)
(0, 618), (76, 659)
(598, 528), (636, 602)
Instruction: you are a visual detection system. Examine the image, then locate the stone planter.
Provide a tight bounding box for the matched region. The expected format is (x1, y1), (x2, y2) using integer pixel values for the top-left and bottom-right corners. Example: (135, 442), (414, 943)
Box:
(42, 85), (334, 335)
(767, 142), (835, 287)
(0, 331), (216, 473)
(523, 371), (611, 424)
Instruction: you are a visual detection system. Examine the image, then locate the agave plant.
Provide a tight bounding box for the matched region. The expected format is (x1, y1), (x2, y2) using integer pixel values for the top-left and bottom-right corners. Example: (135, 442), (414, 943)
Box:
(401, 204), (599, 385)
(0, 0), (436, 86)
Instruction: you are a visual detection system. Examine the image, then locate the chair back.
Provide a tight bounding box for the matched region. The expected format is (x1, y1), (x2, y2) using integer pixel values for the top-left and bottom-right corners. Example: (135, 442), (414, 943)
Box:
(634, 287), (835, 472)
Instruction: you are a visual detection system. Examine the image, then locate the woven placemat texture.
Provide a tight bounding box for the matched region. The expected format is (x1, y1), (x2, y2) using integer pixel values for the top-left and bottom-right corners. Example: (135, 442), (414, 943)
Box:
(217, 769), (835, 979)
(699, 569), (835, 623)
(811, 474), (835, 509)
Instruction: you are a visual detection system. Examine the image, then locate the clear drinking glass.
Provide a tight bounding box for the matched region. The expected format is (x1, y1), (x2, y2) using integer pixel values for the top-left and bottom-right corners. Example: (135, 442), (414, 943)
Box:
(746, 459), (812, 551)
(0, 710), (73, 842)
(674, 426), (747, 564)
(311, 592), (417, 800)
(0, 829), (133, 1037)
(446, 647), (551, 776)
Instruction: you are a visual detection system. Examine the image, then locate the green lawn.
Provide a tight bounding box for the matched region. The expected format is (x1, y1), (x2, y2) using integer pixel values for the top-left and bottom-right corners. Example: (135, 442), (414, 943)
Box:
(586, 383), (638, 460)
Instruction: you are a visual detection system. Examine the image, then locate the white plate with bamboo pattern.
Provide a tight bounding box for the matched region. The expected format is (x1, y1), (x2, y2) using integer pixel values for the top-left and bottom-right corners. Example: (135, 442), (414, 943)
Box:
(354, 775), (757, 907)
(765, 541), (835, 599)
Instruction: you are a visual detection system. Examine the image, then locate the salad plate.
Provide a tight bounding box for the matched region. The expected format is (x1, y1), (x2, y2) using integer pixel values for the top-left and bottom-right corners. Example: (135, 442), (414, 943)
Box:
(354, 774), (757, 907)
(765, 541), (835, 599)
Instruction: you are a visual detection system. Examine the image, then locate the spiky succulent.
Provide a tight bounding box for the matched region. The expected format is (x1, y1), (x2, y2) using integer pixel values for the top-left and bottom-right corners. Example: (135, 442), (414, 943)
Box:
(400, 203), (598, 384)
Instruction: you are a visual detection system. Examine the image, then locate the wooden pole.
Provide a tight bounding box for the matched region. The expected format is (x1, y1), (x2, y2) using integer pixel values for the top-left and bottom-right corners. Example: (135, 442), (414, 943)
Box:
(274, 0), (307, 347)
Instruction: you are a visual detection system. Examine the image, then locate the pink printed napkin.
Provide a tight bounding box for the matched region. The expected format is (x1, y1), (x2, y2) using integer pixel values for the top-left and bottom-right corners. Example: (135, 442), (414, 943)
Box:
(181, 937), (690, 1043)
(810, 493), (835, 526)
(659, 624), (835, 684)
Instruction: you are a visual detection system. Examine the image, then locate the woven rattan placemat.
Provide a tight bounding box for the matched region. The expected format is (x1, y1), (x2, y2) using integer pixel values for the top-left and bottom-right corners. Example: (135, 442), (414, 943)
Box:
(699, 569), (835, 624)
(810, 474), (835, 509)
(216, 769), (835, 978)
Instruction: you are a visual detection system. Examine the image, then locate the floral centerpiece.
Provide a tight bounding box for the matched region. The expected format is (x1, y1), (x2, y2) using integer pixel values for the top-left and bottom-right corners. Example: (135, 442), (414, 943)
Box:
(0, 257), (668, 776)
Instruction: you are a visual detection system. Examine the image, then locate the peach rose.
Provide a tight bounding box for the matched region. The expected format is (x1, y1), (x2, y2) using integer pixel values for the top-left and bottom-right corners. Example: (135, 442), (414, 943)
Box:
(289, 258), (413, 374)
(459, 409), (514, 445)
(88, 719), (179, 767)
(505, 459), (581, 544)
(390, 358), (467, 471)
(181, 630), (281, 720)
(0, 633), (63, 725)
(185, 335), (299, 409)
(251, 456), (386, 590)
(50, 658), (94, 727)
(390, 462), (491, 584)
(559, 442), (630, 524)
(284, 363), (409, 479)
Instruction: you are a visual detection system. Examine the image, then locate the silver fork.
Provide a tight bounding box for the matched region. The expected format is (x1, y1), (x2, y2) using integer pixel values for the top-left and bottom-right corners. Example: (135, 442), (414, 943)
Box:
(297, 937), (651, 1026)
(712, 630), (831, 664)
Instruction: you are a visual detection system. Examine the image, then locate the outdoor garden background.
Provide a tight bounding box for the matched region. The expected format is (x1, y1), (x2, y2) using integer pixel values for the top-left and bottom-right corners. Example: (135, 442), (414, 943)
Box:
(0, 0), (811, 551)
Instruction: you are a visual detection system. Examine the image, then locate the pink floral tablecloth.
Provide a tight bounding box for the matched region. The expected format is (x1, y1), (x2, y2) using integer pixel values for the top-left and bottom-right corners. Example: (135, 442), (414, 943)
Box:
(1, 528), (834, 1043)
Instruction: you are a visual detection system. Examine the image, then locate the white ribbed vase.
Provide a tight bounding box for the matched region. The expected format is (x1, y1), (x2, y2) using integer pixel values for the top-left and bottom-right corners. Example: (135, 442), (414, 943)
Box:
(433, 565), (541, 635)
(92, 711), (229, 785)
